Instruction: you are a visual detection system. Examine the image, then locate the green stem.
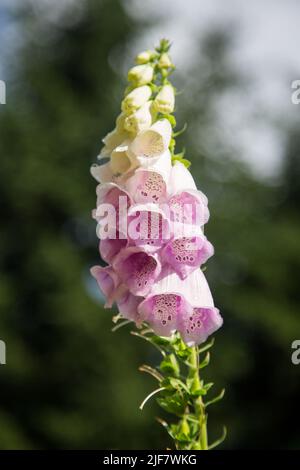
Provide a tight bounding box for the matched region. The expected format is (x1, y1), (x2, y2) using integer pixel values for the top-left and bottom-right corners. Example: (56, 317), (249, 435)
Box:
(189, 346), (208, 450)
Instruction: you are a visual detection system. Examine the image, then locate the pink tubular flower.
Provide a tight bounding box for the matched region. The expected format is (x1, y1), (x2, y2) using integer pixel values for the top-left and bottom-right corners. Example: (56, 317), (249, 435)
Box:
(161, 235), (214, 280)
(138, 267), (221, 343)
(113, 246), (161, 297)
(178, 307), (223, 347)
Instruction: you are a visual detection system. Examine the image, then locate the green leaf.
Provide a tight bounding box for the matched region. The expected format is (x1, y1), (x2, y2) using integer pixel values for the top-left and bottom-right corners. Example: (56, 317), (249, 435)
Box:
(198, 337), (215, 354)
(199, 352), (210, 369)
(205, 389), (225, 408)
(173, 122), (187, 137)
(208, 426), (227, 449)
(203, 382), (214, 392)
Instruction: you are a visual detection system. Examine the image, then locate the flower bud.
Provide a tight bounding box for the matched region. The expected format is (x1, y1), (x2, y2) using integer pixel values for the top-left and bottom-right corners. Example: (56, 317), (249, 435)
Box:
(124, 101), (153, 134)
(153, 84), (175, 114)
(135, 50), (154, 64)
(121, 85), (152, 115)
(128, 64), (154, 86)
(158, 52), (173, 69)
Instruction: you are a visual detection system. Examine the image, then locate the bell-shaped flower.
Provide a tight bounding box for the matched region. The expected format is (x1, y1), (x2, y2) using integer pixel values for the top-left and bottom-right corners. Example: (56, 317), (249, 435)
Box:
(128, 64), (154, 86)
(91, 142), (137, 185)
(125, 150), (171, 203)
(90, 265), (125, 308)
(127, 202), (170, 252)
(113, 247), (161, 297)
(138, 268), (221, 342)
(110, 141), (137, 175)
(121, 85), (152, 115)
(161, 235), (214, 280)
(128, 119), (172, 166)
(153, 84), (175, 114)
(124, 101), (153, 134)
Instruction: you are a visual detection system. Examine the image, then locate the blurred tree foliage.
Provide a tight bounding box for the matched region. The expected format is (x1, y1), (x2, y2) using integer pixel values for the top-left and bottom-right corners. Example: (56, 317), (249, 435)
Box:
(0, 0), (299, 450)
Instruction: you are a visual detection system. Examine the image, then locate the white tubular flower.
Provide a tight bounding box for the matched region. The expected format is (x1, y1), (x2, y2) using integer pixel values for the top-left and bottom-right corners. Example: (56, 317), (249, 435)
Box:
(124, 101), (153, 134)
(121, 85), (152, 115)
(128, 64), (154, 86)
(128, 118), (172, 165)
(153, 84), (175, 114)
(158, 52), (173, 68)
(110, 141), (136, 175)
(99, 127), (128, 158)
(91, 142), (136, 184)
(135, 50), (154, 64)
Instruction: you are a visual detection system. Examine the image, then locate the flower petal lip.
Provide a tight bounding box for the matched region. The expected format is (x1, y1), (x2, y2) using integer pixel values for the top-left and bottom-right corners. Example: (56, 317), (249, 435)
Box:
(90, 163), (113, 184)
(161, 236), (214, 280)
(113, 246), (161, 297)
(178, 307), (223, 346)
(138, 294), (193, 337)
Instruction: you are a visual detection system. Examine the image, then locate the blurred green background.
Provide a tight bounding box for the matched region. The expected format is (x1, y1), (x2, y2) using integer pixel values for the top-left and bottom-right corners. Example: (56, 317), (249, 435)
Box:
(0, 0), (299, 449)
